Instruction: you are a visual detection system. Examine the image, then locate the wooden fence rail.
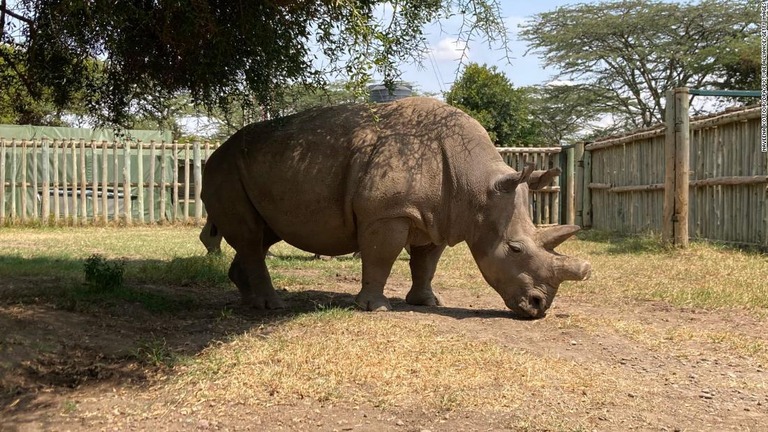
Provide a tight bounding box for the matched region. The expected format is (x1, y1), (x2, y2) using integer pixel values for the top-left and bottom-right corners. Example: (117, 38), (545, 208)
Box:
(0, 139), (220, 225)
(578, 87), (766, 248)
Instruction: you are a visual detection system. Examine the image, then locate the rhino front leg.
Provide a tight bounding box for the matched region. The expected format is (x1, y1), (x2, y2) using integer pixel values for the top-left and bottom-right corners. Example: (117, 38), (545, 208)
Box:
(406, 243), (446, 307)
(355, 218), (410, 311)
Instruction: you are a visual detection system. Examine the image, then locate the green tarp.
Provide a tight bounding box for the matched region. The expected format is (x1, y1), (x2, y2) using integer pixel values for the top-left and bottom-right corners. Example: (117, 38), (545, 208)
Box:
(1, 125), (186, 222)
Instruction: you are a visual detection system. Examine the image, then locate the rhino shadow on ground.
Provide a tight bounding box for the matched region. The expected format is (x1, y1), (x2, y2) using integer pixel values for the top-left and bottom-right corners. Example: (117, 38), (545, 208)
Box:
(281, 289), (524, 321)
(1, 249), (527, 419)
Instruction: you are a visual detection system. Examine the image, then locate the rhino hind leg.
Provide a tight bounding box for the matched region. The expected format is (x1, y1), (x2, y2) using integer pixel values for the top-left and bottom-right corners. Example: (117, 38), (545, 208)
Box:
(405, 243), (446, 307)
(355, 218), (411, 312)
(228, 251), (286, 309)
(214, 201), (285, 309)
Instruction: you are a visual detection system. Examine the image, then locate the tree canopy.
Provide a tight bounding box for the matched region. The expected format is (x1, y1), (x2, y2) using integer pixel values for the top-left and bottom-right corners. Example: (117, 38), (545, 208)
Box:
(446, 63), (541, 147)
(1, 0), (509, 126)
(519, 0), (760, 129)
(526, 83), (616, 145)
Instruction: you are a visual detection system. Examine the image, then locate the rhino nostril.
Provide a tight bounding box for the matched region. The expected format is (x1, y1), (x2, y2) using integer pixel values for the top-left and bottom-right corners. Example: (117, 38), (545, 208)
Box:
(529, 295), (545, 311)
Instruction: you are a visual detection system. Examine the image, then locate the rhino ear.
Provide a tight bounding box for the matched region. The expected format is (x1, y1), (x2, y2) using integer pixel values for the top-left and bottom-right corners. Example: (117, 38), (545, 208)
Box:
(493, 163), (535, 193)
(527, 167), (562, 191)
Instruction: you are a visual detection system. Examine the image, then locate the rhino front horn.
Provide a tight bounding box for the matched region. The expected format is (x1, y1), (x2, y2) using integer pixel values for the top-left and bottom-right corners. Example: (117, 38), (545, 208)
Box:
(538, 224), (581, 250)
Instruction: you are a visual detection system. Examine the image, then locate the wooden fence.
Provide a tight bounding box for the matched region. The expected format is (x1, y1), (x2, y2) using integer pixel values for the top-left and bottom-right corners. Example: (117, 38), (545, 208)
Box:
(0, 139), (220, 225)
(578, 88), (767, 248)
(1, 138), (574, 227)
(498, 147), (565, 226)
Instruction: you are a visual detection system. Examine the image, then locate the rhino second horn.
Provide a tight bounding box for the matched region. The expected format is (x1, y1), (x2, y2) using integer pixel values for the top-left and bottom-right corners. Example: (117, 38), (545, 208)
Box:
(539, 224), (581, 250)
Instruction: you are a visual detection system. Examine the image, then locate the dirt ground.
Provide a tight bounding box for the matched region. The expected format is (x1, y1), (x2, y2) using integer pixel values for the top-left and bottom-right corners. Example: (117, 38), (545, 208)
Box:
(1, 259), (767, 431)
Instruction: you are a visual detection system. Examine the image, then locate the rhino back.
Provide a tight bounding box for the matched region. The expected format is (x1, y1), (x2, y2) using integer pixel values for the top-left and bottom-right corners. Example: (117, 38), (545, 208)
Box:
(206, 97), (509, 254)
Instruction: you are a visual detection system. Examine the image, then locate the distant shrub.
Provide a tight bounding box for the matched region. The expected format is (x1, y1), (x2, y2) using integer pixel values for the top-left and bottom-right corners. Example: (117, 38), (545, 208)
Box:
(83, 254), (124, 291)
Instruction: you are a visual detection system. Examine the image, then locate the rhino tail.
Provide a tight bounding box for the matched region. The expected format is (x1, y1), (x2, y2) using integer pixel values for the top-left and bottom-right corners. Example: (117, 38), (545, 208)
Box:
(200, 219), (223, 254)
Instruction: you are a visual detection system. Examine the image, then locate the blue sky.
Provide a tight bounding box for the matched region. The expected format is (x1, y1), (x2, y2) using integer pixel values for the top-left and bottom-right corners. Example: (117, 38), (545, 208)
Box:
(391, 0), (578, 94)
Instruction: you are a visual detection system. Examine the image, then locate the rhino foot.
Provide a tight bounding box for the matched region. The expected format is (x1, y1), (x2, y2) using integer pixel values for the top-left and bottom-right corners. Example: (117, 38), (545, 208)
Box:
(354, 293), (392, 312)
(243, 295), (287, 310)
(405, 289), (444, 307)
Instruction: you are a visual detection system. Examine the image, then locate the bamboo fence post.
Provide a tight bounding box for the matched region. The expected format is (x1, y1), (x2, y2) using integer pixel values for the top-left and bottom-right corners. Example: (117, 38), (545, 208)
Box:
(21, 140), (27, 222)
(70, 139), (78, 224)
(183, 142), (190, 221)
(553, 152), (560, 224)
(0, 139), (5, 225)
(31, 140), (38, 221)
(113, 140), (119, 222)
(674, 88), (690, 247)
(41, 139), (50, 224)
(79, 139), (87, 224)
(62, 140), (68, 221)
(149, 141), (156, 223)
(172, 141), (179, 222)
(123, 141), (132, 225)
(566, 146), (575, 225)
(10, 139), (17, 221)
(202, 141), (211, 218)
(137, 141), (145, 223)
(574, 142), (585, 227)
(52, 140), (60, 223)
(542, 153), (550, 224)
(101, 141), (108, 224)
(193, 141), (202, 224)
(160, 142), (167, 223)
(663, 90), (676, 244)
(91, 140), (99, 222)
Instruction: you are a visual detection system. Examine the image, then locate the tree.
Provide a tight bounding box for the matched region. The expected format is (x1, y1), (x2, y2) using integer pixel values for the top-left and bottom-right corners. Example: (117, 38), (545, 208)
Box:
(1, 0), (510, 126)
(446, 63), (541, 147)
(519, 0), (760, 129)
(0, 44), (89, 125)
(526, 83), (615, 145)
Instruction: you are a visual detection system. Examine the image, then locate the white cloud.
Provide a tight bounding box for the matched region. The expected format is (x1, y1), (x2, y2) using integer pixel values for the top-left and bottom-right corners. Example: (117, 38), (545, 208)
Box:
(546, 79), (576, 86)
(429, 38), (469, 62)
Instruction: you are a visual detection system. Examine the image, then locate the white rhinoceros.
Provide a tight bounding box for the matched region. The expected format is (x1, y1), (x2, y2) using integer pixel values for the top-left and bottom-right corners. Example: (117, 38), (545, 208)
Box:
(200, 97), (590, 318)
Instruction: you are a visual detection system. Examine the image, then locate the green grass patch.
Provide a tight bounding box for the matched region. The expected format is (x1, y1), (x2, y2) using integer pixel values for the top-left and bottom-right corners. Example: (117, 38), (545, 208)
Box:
(132, 254), (231, 287)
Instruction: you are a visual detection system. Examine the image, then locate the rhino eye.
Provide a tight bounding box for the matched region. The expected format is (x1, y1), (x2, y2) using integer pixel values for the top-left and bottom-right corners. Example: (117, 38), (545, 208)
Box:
(508, 242), (524, 253)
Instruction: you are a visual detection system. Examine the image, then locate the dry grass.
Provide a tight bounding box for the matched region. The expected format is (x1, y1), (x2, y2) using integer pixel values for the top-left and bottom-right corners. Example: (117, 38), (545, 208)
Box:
(167, 308), (640, 426)
(556, 232), (768, 311)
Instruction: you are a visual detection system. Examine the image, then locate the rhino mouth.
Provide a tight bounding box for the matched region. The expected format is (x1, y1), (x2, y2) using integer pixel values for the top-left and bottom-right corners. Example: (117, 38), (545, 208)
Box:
(503, 284), (554, 319)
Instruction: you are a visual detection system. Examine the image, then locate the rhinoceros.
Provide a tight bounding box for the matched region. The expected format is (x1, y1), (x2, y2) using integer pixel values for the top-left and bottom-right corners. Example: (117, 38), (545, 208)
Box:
(200, 97), (590, 318)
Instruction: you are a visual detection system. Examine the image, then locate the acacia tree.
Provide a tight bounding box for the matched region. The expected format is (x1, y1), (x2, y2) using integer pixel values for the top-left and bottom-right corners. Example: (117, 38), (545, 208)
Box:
(519, 0), (760, 129)
(526, 84), (616, 145)
(1, 0), (509, 126)
(446, 63), (541, 147)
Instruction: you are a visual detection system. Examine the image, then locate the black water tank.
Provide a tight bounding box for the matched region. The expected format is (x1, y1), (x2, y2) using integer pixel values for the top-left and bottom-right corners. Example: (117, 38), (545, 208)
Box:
(368, 83), (413, 103)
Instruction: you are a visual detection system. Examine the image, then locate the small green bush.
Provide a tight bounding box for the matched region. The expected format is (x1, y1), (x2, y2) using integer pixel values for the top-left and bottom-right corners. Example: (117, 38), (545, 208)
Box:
(83, 254), (125, 291)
